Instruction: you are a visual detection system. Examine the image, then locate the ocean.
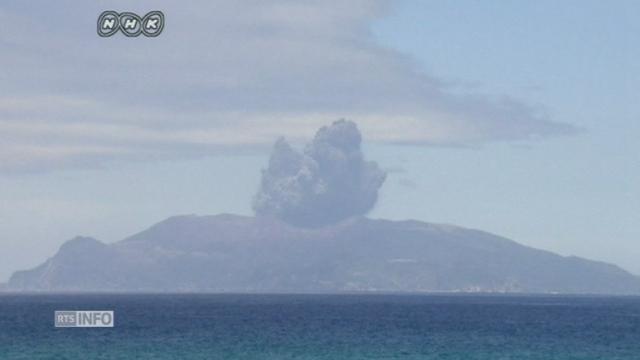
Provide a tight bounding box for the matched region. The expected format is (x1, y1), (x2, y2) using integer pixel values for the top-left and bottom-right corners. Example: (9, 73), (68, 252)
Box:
(0, 294), (639, 359)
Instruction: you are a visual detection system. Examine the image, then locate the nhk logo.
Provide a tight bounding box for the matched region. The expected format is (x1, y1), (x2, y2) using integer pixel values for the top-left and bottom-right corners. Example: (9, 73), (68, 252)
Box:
(98, 11), (164, 37)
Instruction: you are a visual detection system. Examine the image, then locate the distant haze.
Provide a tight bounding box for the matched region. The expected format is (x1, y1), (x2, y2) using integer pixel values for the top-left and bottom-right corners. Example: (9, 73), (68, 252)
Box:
(7, 122), (640, 295)
(9, 214), (640, 294)
(0, 1), (639, 281)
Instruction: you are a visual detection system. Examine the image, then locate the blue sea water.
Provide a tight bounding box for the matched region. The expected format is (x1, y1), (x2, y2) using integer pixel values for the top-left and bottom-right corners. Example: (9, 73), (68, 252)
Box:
(0, 294), (639, 359)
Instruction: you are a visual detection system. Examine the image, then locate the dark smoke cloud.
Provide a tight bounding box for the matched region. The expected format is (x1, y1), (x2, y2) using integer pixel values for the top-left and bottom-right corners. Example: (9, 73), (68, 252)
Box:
(253, 120), (386, 227)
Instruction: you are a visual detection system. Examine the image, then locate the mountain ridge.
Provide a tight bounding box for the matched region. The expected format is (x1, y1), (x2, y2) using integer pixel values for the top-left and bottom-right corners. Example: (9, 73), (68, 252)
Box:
(7, 214), (640, 294)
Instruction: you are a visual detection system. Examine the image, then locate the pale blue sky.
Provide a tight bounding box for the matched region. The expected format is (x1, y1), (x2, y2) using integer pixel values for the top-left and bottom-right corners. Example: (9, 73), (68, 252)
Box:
(370, 0), (640, 272)
(0, 1), (638, 280)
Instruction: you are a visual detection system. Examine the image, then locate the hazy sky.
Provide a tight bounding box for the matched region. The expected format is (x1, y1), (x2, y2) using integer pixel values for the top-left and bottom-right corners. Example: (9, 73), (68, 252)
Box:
(0, 0), (638, 281)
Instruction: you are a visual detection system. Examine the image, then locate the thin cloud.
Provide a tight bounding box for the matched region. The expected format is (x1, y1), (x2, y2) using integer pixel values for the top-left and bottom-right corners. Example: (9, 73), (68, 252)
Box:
(0, 1), (579, 173)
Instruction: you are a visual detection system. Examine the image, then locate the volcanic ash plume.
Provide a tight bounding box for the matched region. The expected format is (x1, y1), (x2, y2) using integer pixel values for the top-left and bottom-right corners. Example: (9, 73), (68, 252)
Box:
(253, 120), (386, 227)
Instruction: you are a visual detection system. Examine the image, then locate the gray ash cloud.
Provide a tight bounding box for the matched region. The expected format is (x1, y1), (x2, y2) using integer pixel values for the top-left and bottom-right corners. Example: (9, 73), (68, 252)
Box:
(253, 120), (386, 227)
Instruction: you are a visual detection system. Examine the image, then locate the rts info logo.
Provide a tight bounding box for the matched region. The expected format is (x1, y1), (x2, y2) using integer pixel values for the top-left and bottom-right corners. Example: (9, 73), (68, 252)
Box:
(98, 11), (165, 37)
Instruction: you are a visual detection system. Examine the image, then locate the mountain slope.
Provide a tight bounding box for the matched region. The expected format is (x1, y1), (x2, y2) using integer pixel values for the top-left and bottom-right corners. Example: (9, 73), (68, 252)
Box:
(8, 214), (640, 294)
